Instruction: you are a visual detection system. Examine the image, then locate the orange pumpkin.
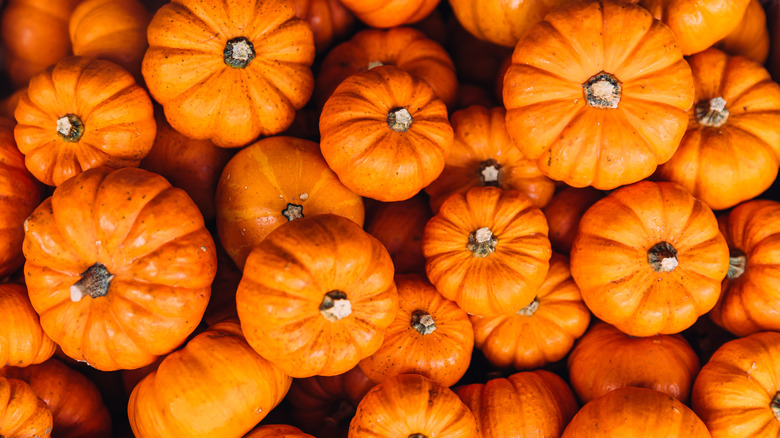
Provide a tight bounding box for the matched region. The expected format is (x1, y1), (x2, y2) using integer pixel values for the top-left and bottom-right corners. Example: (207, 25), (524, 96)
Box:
(0, 89), (26, 119)
(14, 56), (156, 186)
(142, 0), (315, 148)
(128, 319), (292, 438)
(471, 253), (590, 370)
(456, 84), (496, 110)
(339, 0), (439, 28)
(503, 0), (695, 190)
(423, 186), (552, 316)
(425, 105), (555, 213)
(293, 0), (355, 53)
(543, 187), (605, 254)
(22, 166), (217, 371)
(319, 65), (453, 202)
(236, 214), (398, 378)
(245, 424), (314, 438)
(364, 194), (431, 275)
(654, 48), (780, 211)
(216, 136), (364, 270)
(0, 284), (55, 368)
(716, 0), (770, 64)
(570, 181), (729, 336)
(0, 376), (53, 438)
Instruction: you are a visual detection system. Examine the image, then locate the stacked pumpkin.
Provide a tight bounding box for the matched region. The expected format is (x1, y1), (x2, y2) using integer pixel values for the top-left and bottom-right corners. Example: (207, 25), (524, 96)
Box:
(0, 0), (780, 437)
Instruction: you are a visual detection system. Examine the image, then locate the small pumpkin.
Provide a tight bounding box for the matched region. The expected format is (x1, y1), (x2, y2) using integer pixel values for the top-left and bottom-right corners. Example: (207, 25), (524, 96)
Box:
(245, 424), (314, 438)
(293, 0), (355, 53)
(338, 0), (439, 28)
(0, 284), (55, 368)
(0, 376), (53, 438)
(543, 187), (605, 254)
(364, 194), (431, 275)
(716, 0), (770, 64)
(0, 89), (26, 119)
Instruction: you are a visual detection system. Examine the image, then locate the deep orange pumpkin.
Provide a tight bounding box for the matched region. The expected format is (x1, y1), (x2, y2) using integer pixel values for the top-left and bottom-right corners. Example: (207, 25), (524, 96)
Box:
(716, 0), (770, 64)
(338, 0), (439, 28)
(245, 424), (314, 438)
(364, 194), (431, 275)
(542, 187), (605, 254)
(0, 376), (53, 438)
(293, 0), (355, 53)
(0, 284), (55, 368)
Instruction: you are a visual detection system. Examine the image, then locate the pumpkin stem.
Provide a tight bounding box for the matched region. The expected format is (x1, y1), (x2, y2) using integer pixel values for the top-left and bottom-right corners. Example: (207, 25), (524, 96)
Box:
(478, 159), (503, 187)
(695, 97), (729, 128)
(408, 435), (428, 438)
(583, 72), (622, 109)
(323, 399), (357, 426)
(320, 290), (352, 322)
(56, 114), (85, 142)
(647, 241), (679, 273)
(223, 37), (256, 69)
(282, 203), (304, 221)
(70, 263), (114, 302)
(772, 392), (780, 421)
(367, 60), (384, 69)
(517, 297), (540, 316)
(387, 107), (413, 132)
(727, 249), (747, 279)
(411, 310), (437, 335)
(468, 227), (497, 258)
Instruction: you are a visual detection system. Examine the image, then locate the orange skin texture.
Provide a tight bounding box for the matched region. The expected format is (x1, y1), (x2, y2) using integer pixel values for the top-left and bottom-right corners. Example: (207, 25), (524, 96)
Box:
(471, 253), (590, 370)
(292, 0), (355, 53)
(0, 0), (82, 88)
(716, 0), (770, 64)
(692, 332), (780, 438)
(320, 65), (453, 202)
(142, 0), (315, 148)
(562, 387), (711, 437)
(425, 105), (555, 213)
(655, 48), (780, 211)
(0, 377), (53, 438)
(128, 319), (292, 438)
(570, 181), (729, 337)
(236, 214), (398, 378)
(216, 136), (364, 270)
(567, 322), (700, 404)
(423, 186), (552, 317)
(2, 358), (112, 438)
(364, 194), (431, 275)
(710, 200), (780, 336)
(455, 370), (578, 438)
(315, 27), (457, 108)
(339, 0), (439, 28)
(0, 284), (55, 368)
(14, 56), (156, 187)
(245, 424), (314, 438)
(349, 374), (478, 438)
(503, 0), (694, 190)
(542, 187), (605, 254)
(22, 167), (217, 371)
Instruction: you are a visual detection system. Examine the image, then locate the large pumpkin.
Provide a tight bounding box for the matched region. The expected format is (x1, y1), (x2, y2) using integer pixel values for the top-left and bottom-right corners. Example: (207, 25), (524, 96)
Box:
(338, 0), (439, 28)
(22, 166), (217, 371)
(0, 376), (53, 438)
(0, 284), (55, 368)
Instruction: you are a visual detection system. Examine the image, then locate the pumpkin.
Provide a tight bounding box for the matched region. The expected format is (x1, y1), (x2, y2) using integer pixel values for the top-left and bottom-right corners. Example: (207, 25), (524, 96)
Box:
(455, 370), (578, 438)
(570, 181), (729, 337)
(709, 200), (780, 336)
(0, 376), (53, 438)
(349, 373), (478, 438)
(315, 27), (457, 109)
(338, 0), (439, 28)
(716, 0), (770, 64)
(425, 105), (555, 213)
(236, 214), (398, 378)
(0, 284), (55, 368)
(142, 0), (315, 148)
(319, 65), (453, 202)
(293, 0), (355, 53)
(358, 274), (473, 387)
(0, 89), (26, 119)
(654, 48), (780, 211)
(423, 186), (551, 316)
(503, 0), (695, 190)
(14, 56), (156, 187)
(216, 136), (364, 270)
(452, 25), (513, 87)
(567, 322), (700, 404)
(364, 194), (431, 274)
(201, 244), (242, 327)
(245, 424), (314, 438)
(128, 319), (292, 438)
(456, 84), (496, 110)
(471, 253), (590, 370)
(2, 358), (112, 437)
(562, 387), (711, 437)
(0, 0), (82, 88)
(22, 166), (217, 371)
(542, 187), (605, 254)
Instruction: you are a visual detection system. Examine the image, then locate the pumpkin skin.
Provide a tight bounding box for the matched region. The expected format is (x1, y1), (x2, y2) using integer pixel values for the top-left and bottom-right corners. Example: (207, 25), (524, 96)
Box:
(216, 136), (364, 270)
(455, 370), (578, 438)
(471, 253), (590, 370)
(22, 166), (217, 371)
(503, 0), (695, 190)
(425, 105), (555, 213)
(245, 424), (314, 438)
(0, 89), (26, 119)
(542, 187), (605, 254)
(1, 358), (111, 438)
(567, 322), (700, 404)
(654, 48), (780, 211)
(128, 319), (292, 438)
(0, 284), (55, 368)
(0, 376), (53, 438)
(319, 65), (454, 202)
(570, 181), (729, 337)
(236, 214), (398, 378)
(423, 186), (552, 317)
(349, 373), (478, 438)
(14, 56), (156, 187)
(562, 387), (711, 437)
(293, 0), (355, 53)
(142, 0), (315, 148)
(716, 0), (769, 64)
(338, 0), (439, 28)
(364, 194), (431, 274)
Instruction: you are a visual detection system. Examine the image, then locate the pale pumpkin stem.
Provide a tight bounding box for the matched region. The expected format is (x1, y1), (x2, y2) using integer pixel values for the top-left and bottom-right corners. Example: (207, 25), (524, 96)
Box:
(771, 392), (780, 421)
(282, 203), (304, 221)
(367, 60), (384, 69)
(70, 263), (114, 302)
(468, 227), (497, 258)
(56, 114), (84, 142)
(695, 97), (729, 128)
(387, 108), (413, 132)
(320, 290), (352, 322)
(728, 249), (747, 279)
(647, 241), (679, 273)
(411, 310), (437, 335)
(223, 37), (256, 69)
(478, 159), (503, 187)
(517, 297), (540, 316)
(583, 72), (622, 109)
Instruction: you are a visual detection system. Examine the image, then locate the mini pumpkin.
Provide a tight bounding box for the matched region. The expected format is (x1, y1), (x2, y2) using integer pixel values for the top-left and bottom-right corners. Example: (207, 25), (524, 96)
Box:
(339, 0), (439, 28)
(716, 0), (770, 64)
(364, 194), (431, 274)
(245, 424), (314, 438)
(293, 0), (355, 53)
(0, 284), (55, 368)
(542, 187), (605, 254)
(0, 376), (53, 438)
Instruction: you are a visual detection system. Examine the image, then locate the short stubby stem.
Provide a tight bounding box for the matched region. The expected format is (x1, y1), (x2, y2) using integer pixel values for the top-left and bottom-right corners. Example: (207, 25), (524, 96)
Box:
(728, 249), (747, 280)
(224, 37), (256, 69)
(323, 400), (356, 426)
(70, 263), (115, 302)
(695, 97), (729, 128)
(408, 434), (428, 438)
(282, 203), (304, 221)
(56, 114), (85, 142)
(517, 297), (540, 316)
(387, 107), (413, 132)
(411, 310), (437, 335)
(320, 290), (352, 322)
(367, 60), (384, 70)
(468, 226), (497, 258)
(478, 159), (503, 187)
(647, 241), (679, 273)
(583, 72), (622, 109)
(772, 392), (780, 421)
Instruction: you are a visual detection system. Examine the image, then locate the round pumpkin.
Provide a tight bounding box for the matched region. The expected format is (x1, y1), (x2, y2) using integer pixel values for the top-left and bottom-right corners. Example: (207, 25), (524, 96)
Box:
(0, 376), (53, 438)
(0, 284), (55, 368)
(293, 0), (355, 53)
(22, 166), (217, 371)
(338, 0), (439, 28)
(716, 0), (770, 64)
(542, 187), (605, 254)
(364, 194), (431, 274)
(245, 424), (314, 438)
(570, 180), (729, 337)
(503, 0), (695, 190)
(142, 0), (315, 147)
